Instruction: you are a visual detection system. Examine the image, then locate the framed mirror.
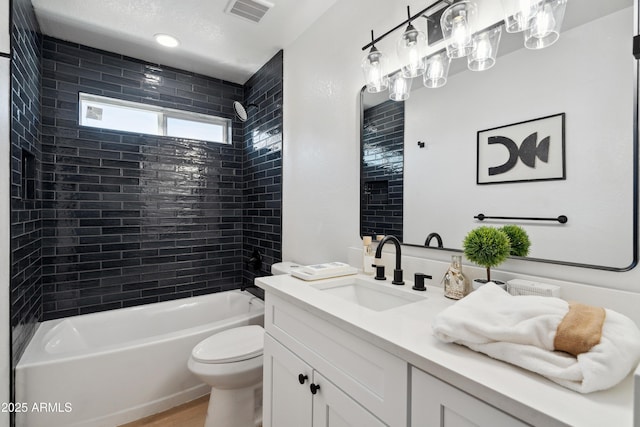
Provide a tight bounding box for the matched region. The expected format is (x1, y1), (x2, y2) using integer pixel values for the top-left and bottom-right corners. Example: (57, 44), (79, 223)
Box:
(360, 0), (638, 271)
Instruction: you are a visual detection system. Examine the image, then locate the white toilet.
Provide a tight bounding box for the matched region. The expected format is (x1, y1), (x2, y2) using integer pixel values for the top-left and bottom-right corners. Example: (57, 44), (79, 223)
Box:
(271, 261), (301, 275)
(188, 325), (265, 427)
(187, 262), (298, 427)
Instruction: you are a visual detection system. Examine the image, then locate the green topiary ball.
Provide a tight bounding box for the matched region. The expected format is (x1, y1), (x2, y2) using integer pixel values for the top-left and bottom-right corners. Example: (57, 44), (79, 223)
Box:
(500, 224), (531, 257)
(462, 226), (511, 269)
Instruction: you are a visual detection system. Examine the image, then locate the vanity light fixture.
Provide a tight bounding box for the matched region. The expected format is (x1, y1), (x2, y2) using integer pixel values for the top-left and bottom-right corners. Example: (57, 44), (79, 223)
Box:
(524, 0), (567, 49)
(360, 0), (567, 100)
(440, 1), (478, 59)
(154, 33), (180, 48)
(362, 30), (390, 93)
(397, 6), (427, 78)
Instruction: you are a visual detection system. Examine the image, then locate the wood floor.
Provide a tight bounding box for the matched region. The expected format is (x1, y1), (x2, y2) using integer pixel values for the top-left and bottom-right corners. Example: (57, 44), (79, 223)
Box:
(119, 395), (209, 427)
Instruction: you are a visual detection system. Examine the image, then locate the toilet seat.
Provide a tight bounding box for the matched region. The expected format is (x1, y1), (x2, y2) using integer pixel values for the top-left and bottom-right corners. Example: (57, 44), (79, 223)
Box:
(191, 325), (264, 364)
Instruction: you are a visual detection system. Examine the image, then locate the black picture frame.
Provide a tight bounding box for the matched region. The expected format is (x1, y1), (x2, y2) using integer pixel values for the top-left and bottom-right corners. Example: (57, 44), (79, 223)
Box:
(477, 113), (566, 185)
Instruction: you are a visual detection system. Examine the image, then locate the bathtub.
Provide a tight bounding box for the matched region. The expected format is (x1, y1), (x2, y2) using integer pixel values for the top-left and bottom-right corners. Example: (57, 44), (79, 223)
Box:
(15, 290), (264, 427)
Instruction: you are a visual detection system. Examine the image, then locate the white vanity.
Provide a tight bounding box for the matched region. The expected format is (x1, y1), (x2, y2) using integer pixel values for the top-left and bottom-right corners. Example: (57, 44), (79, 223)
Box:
(256, 273), (636, 427)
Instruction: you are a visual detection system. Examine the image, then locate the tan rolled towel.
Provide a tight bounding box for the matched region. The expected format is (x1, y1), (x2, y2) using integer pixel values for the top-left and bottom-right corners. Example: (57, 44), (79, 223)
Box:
(554, 302), (606, 356)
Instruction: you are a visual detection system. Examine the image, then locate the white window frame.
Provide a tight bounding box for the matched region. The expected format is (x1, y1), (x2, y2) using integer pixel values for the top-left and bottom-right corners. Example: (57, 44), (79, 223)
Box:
(78, 93), (233, 144)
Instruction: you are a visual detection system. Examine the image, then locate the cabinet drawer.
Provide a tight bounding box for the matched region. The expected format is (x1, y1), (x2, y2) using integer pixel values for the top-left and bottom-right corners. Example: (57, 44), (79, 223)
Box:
(265, 294), (407, 427)
(411, 367), (529, 427)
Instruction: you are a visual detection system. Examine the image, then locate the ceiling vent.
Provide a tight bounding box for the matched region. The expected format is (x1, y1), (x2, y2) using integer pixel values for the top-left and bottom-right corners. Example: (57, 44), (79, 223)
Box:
(225, 0), (274, 23)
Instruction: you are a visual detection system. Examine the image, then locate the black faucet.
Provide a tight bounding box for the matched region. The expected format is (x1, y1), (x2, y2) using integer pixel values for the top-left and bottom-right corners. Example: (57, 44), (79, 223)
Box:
(374, 235), (404, 285)
(424, 232), (443, 248)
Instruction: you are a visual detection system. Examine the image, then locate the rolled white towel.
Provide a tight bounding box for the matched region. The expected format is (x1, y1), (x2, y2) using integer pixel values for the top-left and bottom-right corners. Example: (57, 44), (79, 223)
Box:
(432, 283), (640, 393)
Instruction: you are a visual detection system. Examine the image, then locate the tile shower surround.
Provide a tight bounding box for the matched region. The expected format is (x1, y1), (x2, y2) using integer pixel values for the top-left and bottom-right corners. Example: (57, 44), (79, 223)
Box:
(11, 0), (43, 369)
(35, 38), (282, 320)
(242, 51), (283, 293)
(361, 99), (404, 241)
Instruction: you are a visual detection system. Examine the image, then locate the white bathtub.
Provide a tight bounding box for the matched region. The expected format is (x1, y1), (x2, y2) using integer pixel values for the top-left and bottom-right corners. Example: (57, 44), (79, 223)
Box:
(15, 290), (264, 427)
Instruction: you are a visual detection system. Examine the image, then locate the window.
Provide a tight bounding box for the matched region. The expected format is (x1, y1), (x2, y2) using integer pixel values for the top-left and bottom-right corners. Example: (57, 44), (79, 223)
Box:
(78, 93), (232, 144)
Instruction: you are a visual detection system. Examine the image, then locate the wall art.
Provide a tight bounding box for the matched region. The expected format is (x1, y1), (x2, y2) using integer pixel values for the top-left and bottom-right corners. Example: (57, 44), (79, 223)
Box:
(477, 113), (566, 184)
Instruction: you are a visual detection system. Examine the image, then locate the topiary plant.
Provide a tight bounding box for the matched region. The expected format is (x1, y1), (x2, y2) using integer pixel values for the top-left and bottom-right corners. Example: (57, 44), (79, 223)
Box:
(500, 224), (531, 257)
(462, 226), (511, 282)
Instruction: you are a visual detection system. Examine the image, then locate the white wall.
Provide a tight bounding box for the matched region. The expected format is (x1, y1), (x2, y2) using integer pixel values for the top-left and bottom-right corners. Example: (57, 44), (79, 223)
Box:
(1, 0), (9, 421)
(283, 1), (640, 292)
(0, 48), (10, 427)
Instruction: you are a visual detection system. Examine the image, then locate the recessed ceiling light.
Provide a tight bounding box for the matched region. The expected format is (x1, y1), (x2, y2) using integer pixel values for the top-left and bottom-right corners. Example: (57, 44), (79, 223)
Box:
(154, 33), (179, 48)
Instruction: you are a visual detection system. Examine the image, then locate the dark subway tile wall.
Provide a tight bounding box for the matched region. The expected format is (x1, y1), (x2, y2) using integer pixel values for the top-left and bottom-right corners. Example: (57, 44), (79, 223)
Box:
(361, 100), (404, 241)
(40, 37), (248, 319)
(11, 0), (43, 367)
(242, 51), (283, 290)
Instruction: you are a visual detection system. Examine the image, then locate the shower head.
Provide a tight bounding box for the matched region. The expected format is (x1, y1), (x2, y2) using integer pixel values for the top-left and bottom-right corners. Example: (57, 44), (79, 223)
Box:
(233, 101), (258, 122)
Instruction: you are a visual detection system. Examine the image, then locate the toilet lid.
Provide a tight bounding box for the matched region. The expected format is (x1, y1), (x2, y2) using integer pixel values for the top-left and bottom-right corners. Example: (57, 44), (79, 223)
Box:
(192, 325), (264, 364)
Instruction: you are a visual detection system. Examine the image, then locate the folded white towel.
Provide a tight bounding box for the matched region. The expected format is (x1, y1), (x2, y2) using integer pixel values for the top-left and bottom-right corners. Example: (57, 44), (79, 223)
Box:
(432, 283), (640, 393)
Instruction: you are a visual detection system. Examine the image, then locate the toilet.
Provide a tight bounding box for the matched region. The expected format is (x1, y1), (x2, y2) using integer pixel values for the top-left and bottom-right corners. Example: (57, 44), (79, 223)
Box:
(271, 261), (301, 275)
(188, 325), (264, 427)
(187, 261), (297, 427)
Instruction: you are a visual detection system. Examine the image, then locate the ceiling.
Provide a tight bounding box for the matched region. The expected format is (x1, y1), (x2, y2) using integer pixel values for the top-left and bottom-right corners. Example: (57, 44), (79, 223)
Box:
(31, 0), (339, 84)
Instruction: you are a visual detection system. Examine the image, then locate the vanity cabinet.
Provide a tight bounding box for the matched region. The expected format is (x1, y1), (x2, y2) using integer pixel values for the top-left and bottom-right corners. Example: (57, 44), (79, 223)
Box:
(411, 367), (528, 427)
(264, 334), (385, 427)
(263, 334), (312, 426)
(262, 294), (407, 427)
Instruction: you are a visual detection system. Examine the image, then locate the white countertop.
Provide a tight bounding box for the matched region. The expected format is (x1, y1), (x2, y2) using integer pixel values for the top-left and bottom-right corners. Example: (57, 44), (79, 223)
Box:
(256, 273), (635, 427)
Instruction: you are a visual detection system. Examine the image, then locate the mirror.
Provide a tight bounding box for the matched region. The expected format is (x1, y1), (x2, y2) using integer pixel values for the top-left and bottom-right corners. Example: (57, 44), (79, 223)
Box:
(360, 0), (637, 270)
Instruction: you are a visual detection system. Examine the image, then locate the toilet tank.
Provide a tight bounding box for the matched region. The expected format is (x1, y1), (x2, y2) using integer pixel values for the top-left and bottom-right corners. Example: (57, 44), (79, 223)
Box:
(270, 261), (301, 275)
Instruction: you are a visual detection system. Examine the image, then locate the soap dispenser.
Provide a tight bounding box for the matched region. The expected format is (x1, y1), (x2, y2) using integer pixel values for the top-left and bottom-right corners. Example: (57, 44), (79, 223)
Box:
(443, 255), (469, 300)
(363, 236), (374, 274)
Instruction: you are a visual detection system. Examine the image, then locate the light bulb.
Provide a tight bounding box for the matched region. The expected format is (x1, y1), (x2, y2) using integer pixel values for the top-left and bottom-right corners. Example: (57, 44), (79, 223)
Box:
(424, 52), (450, 88)
(531, 3), (556, 39)
(408, 49), (421, 74)
(368, 68), (381, 87)
(392, 78), (407, 97)
(397, 25), (427, 78)
(428, 60), (443, 81)
(389, 74), (412, 101)
(452, 14), (471, 50)
(468, 25), (502, 71)
(474, 33), (491, 60)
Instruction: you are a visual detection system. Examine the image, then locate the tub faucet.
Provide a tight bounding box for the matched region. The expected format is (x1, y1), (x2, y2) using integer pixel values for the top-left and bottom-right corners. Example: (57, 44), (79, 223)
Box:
(374, 235), (404, 285)
(424, 232), (443, 248)
(247, 249), (262, 272)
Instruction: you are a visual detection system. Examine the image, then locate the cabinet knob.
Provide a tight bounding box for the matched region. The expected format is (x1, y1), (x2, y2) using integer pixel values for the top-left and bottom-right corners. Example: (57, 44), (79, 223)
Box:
(298, 374), (308, 385)
(310, 383), (321, 394)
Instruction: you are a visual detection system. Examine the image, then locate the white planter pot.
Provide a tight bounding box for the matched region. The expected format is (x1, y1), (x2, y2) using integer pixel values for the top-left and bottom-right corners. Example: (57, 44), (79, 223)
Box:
(472, 279), (506, 291)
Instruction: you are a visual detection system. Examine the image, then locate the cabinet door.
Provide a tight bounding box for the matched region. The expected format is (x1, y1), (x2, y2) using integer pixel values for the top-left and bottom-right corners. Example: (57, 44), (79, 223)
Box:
(312, 372), (386, 427)
(263, 334), (313, 427)
(411, 368), (528, 427)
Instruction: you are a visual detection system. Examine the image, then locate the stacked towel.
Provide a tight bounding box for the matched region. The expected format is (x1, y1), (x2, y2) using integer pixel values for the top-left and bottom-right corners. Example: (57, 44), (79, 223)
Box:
(432, 283), (640, 393)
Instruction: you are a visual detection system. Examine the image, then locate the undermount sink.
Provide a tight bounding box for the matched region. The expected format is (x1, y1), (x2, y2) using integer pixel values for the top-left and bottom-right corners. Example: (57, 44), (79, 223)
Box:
(311, 276), (426, 311)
